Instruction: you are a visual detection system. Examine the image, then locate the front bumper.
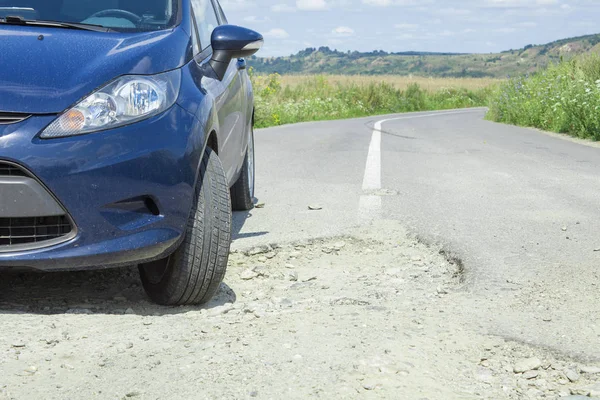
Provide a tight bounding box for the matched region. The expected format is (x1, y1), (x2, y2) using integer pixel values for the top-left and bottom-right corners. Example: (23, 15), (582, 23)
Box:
(0, 105), (203, 271)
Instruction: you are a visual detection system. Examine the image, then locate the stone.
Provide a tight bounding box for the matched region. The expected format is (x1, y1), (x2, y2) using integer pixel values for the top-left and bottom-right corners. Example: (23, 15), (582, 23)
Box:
(308, 205), (323, 210)
(254, 202), (265, 209)
(287, 271), (298, 282)
(332, 241), (346, 251)
(541, 361), (552, 370)
(514, 358), (542, 373)
(522, 370), (539, 380)
(362, 382), (381, 391)
(247, 246), (271, 256)
(24, 366), (37, 375)
(570, 384), (600, 397)
(565, 369), (580, 382)
(265, 252), (276, 259)
(257, 256), (268, 263)
(562, 226), (568, 232)
(124, 308), (135, 315)
(581, 366), (600, 374)
(240, 269), (259, 280)
(331, 297), (370, 306)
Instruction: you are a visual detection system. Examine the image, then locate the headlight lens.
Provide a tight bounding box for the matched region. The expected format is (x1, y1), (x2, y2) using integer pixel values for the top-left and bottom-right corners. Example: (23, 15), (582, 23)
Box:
(41, 69), (181, 138)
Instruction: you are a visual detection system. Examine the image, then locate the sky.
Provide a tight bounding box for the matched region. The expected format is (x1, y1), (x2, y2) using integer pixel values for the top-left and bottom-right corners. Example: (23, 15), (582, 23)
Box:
(219, 0), (600, 57)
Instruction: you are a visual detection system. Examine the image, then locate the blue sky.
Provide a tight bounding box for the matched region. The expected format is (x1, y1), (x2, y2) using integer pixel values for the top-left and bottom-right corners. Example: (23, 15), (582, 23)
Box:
(219, 0), (600, 56)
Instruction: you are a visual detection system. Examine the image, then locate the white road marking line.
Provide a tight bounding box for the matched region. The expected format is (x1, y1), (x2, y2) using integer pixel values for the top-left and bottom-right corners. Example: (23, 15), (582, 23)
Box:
(358, 109), (480, 223)
(362, 121), (381, 191)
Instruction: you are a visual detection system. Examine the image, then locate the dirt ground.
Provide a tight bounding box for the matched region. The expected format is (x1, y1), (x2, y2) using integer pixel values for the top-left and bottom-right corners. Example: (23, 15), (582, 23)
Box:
(1, 220), (599, 399)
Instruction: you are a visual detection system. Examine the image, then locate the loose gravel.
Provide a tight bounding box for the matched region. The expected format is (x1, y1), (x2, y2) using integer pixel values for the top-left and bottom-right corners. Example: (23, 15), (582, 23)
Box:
(1, 220), (599, 399)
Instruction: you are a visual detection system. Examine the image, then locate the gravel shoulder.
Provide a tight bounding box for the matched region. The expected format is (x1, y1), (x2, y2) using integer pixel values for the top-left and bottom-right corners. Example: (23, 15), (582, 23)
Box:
(1, 219), (599, 399)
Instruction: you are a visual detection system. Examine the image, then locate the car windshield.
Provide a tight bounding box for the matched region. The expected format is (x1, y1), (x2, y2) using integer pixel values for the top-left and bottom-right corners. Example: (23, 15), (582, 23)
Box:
(0, 0), (179, 32)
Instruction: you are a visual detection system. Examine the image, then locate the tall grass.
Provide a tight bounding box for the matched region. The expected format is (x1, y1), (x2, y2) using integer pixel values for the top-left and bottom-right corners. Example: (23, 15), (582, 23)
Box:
(279, 75), (502, 92)
(487, 54), (600, 140)
(251, 71), (494, 128)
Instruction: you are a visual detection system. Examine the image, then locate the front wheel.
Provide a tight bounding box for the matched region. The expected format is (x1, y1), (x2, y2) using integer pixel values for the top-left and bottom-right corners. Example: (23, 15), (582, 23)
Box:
(230, 126), (255, 211)
(138, 147), (232, 306)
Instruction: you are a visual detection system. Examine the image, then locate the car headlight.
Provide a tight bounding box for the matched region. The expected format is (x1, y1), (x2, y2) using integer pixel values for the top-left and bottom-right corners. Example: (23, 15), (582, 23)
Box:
(41, 69), (181, 138)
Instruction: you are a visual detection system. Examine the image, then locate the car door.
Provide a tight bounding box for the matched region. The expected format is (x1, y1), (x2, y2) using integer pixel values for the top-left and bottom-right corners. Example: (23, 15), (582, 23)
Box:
(190, 0), (244, 185)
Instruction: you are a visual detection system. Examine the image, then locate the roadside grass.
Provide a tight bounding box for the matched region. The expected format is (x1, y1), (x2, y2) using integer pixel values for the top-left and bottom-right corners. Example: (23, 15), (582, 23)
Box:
(251, 71), (496, 128)
(487, 54), (600, 140)
(278, 75), (502, 92)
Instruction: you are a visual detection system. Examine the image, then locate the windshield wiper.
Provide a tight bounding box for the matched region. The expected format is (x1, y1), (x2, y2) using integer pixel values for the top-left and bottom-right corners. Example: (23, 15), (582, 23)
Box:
(0, 15), (112, 32)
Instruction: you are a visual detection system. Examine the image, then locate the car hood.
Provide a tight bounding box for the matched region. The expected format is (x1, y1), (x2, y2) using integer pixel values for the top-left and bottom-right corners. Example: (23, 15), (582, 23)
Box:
(0, 26), (190, 114)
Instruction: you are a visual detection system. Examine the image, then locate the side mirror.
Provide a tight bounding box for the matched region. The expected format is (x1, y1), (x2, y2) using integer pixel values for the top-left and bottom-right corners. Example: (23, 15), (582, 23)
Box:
(207, 25), (263, 81)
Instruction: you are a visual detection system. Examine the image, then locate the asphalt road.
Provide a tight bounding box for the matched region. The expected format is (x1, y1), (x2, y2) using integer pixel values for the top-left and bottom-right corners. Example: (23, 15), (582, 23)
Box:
(235, 108), (600, 361)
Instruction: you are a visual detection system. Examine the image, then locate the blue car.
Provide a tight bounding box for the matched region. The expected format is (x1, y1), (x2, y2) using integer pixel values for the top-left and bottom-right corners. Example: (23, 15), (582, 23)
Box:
(0, 0), (263, 305)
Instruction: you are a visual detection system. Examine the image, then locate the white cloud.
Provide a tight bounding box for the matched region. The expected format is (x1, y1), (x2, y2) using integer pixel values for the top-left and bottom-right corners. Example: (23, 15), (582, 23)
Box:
(332, 26), (355, 36)
(516, 21), (537, 27)
(362, 0), (392, 6)
(484, 0), (558, 7)
(438, 8), (472, 15)
(271, 3), (296, 12)
(296, 0), (327, 10)
(264, 28), (290, 39)
(243, 15), (271, 22)
(220, 0), (255, 11)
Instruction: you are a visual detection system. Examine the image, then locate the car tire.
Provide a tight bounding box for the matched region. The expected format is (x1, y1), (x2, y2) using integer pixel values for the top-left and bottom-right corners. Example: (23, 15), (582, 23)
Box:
(230, 126), (255, 211)
(138, 146), (232, 306)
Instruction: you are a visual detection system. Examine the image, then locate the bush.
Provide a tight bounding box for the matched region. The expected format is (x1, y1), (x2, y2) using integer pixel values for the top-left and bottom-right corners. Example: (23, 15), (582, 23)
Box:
(250, 70), (492, 128)
(487, 54), (600, 140)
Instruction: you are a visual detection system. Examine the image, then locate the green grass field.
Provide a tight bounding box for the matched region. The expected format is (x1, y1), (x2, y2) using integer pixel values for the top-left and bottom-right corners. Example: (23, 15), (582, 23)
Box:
(251, 71), (495, 128)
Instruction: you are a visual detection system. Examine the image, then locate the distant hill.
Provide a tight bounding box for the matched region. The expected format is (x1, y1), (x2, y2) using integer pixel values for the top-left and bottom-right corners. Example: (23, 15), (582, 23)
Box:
(249, 33), (600, 78)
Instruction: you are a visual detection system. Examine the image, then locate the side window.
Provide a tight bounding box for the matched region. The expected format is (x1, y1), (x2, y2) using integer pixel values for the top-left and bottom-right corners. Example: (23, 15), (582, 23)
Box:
(190, 0), (220, 50)
(190, 11), (201, 55)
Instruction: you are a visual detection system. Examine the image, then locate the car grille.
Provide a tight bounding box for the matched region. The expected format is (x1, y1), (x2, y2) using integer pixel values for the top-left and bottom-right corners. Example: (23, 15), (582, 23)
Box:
(0, 161), (75, 250)
(0, 112), (31, 125)
(0, 161), (29, 177)
(0, 216), (73, 246)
